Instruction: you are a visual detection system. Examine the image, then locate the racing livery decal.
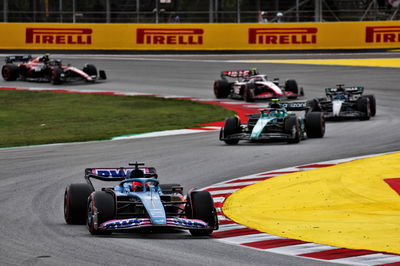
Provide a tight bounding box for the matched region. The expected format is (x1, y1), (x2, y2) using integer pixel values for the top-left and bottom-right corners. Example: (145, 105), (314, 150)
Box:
(136, 28), (203, 45)
(26, 28), (92, 45)
(365, 26), (400, 43)
(248, 28), (317, 45)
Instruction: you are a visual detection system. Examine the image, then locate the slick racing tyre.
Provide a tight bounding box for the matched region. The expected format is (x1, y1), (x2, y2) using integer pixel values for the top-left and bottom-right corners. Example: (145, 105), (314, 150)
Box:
(284, 116), (301, 144)
(2, 64), (19, 81)
(213, 79), (230, 98)
(223, 116), (241, 145)
(87, 191), (115, 235)
(357, 96), (371, 121)
(364, 94), (376, 117)
(64, 183), (94, 224)
(83, 64), (98, 77)
(243, 85), (255, 102)
(51, 68), (63, 84)
(187, 191), (217, 236)
(284, 79), (299, 99)
(305, 112), (325, 138)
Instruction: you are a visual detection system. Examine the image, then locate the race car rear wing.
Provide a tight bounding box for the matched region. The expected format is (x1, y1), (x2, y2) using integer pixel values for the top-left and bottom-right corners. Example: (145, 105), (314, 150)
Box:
(325, 86), (364, 95)
(221, 69), (258, 79)
(85, 167), (158, 182)
(5, 55), (32, 63)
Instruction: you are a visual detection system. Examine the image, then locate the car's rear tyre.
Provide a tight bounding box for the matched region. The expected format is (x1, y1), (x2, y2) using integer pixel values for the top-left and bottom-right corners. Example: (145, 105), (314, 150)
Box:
(87, 191), (115, 235)
(213, 79), (230, 98)
(284, 116), (301, 144)
(364, 94), (376, 117)
(305, 112), (325, 138)
(285, 79), (299, 99)
(83, 64), (98, 76)
(2, 64), (19, 81)
(51, 68), (63, 84)
(64, 183), (94, 225)
(357, 96), (371, 121)
(188, 191), (216, 236)
(223, 117), (241, 145)
(243, 85), (255, 102)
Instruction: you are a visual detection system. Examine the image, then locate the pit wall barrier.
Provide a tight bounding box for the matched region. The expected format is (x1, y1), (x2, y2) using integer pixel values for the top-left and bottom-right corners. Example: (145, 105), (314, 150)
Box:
(0, 21), (399, 51)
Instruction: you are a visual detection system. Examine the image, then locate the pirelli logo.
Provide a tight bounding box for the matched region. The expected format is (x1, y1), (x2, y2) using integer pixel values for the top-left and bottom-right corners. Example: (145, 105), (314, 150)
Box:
(26, 28), (92, 45)
(136, 28), (203, 45)
(249, 28), (317, 45)
(366, 26), (400, 43)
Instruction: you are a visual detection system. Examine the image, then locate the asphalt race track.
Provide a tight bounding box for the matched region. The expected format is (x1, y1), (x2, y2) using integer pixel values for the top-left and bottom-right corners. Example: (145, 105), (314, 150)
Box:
(1, 53), (400, 266)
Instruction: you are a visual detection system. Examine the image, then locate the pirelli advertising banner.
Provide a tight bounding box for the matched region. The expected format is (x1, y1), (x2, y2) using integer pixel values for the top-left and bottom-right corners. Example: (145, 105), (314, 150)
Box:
(0, 21), (399, 51)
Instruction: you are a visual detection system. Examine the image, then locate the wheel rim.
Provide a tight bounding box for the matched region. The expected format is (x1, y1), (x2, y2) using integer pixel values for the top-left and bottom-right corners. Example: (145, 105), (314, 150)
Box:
(2, 68), (9, 79)
(87, 199), (94, 230)
(214, 84), (219, 96)
(64, 190), (69, 220)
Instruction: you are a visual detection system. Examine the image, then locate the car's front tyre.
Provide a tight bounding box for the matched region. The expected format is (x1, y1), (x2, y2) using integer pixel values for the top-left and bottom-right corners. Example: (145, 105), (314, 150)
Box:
(357, 96), (371, 121)
(83, 64), (98, 78)
(222, 116), (241, 145)
(284, 116), (301, 144)
(87, 191), (115, 235)
(364, 94), (376, 117)
(187, 191), (217, 236)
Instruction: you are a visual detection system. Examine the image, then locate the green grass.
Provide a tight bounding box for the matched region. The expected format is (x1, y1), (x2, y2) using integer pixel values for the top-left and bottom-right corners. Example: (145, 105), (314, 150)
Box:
(0, 90), (234, 148)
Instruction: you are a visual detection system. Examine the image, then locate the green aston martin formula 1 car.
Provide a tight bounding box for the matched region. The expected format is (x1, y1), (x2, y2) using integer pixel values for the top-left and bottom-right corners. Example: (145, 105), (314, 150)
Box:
(220, 100), (325, 145)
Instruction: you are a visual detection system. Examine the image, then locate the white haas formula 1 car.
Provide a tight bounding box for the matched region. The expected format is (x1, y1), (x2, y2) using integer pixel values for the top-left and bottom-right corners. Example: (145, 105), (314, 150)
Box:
(213, 68), (304, 102)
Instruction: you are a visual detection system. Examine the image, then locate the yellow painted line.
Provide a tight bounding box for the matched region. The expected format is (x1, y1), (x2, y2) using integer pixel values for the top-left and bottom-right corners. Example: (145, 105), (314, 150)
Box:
(223, 152), (400, 254)
(243, 58), (400, 68)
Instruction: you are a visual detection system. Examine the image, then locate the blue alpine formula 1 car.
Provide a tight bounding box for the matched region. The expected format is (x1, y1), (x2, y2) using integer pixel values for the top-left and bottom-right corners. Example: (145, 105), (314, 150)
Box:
(64, 162), (218, 236)
(220, 100), (325, 144)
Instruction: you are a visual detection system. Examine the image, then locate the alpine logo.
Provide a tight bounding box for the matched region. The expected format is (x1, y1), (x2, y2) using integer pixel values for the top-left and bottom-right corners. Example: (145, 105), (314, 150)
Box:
(365, 26), (400, 43)
(136, 28), (204, 45)
(248, 28), (317, 45)
(26, 28), (92, 45)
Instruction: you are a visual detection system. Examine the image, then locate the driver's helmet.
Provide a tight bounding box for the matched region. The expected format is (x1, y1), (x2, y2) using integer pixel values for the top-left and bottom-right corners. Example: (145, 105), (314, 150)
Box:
(270, 102), (281, 109)
(269, 109), (277, 115)
(41, 53), (50, 63)
(131, 181), (144, 192)
(250, 67), (258, 76)
(334, 93), (346, 100)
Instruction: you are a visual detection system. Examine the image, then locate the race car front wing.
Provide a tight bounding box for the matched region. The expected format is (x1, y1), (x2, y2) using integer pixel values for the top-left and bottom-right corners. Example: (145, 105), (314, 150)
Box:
(221, 132), (295, 142)
(324, 110), (368, 119)
(99, 217), (214, 231)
